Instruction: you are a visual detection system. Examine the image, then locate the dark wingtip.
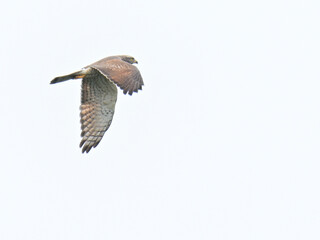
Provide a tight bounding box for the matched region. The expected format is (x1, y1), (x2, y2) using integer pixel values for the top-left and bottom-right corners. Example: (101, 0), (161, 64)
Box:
(80, 140), (96, 153)
(79, 140), (85, 148)
(81, 145), (92, 154)
(50, 78), (58, 84)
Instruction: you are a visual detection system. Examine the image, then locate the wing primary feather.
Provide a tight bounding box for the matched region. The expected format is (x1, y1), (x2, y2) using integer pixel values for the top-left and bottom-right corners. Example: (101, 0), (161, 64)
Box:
(79, 68), (117, 153)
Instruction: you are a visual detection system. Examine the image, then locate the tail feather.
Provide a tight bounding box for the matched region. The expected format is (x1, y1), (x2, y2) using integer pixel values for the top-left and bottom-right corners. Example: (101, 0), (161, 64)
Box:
(50, 71), (84, 84)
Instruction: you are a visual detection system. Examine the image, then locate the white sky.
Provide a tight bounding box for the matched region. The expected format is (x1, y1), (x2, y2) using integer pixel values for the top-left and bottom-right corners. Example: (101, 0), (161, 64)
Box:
(1, 0), (320, 239)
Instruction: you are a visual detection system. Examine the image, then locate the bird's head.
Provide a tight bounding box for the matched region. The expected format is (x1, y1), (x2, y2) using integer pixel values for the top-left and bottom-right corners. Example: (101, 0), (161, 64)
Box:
(119, 55), (138, 64)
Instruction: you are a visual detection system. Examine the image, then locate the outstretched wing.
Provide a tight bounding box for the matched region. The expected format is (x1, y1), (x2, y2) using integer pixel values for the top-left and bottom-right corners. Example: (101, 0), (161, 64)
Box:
(89, 58), (144, 95)
(80, 68), (118, 153)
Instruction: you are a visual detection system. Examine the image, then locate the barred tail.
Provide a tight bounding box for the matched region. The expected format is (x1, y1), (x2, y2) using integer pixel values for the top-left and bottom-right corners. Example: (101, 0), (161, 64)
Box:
(50, 71), (85, 84)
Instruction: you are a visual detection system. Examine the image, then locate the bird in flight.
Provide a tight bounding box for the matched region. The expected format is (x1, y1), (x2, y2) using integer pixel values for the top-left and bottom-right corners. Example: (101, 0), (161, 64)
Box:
(50, 55), (144, 153)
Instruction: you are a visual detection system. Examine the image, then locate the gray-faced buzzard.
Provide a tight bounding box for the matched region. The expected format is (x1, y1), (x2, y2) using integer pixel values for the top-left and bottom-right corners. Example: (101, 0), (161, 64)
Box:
(50, 55), (144, 153)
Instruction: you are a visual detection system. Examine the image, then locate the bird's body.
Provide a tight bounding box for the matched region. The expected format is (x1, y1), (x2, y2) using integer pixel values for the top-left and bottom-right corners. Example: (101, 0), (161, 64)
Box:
(51, 55), (143, 153)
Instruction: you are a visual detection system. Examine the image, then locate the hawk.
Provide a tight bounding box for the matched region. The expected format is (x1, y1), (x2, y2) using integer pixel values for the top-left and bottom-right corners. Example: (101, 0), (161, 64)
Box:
(50, 55), (144, 153)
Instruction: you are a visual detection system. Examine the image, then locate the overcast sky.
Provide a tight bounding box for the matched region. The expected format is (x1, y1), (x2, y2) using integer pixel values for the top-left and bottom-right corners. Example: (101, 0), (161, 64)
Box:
(1, 0), (320, 239)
